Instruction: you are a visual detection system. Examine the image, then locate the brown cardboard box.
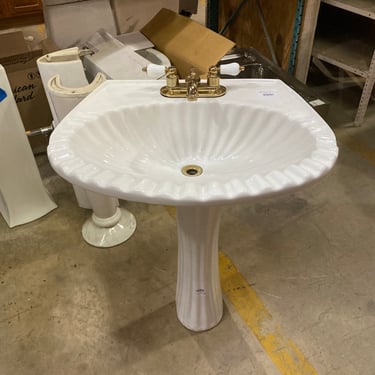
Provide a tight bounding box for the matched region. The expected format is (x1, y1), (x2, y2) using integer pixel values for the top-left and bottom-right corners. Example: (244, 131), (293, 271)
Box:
(141, 8), (235, 77)
(0, 31), (52, 153)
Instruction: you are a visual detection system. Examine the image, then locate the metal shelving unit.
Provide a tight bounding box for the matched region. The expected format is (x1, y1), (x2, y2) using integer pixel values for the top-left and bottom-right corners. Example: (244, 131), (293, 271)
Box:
(311, 0), (375, 126)
(322, 0), (375, 19)
(206, 0), (219, 31)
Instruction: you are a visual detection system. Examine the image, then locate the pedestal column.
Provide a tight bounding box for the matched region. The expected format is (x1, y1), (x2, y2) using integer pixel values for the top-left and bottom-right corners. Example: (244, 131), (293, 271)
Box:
(176, 205), (223, 331)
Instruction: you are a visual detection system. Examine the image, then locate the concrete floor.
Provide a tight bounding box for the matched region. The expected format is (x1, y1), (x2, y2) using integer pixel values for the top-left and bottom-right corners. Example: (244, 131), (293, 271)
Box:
(1, 43), (375, 375)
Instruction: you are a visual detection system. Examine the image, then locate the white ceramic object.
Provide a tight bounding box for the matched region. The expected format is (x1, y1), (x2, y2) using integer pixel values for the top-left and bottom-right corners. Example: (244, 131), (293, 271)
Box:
(38, 50), (136, 246)
(0, 65), (57, 228)
(37, 48), (94, 208)
(48, 79), (338, 330)
(46, 72), (137, 247)
(83, 30), (171, 81)
(220, 62), (243, 76)
(176, 206), (223, 330)
(43, 0), (116, 49)
(81, 190), (136, 248)
(47, 72), (107, 124)
(37, 47), (89, 127)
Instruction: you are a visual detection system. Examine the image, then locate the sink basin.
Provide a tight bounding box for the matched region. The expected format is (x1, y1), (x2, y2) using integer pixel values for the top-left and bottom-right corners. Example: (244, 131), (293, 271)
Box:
(48, 79), (338, 331)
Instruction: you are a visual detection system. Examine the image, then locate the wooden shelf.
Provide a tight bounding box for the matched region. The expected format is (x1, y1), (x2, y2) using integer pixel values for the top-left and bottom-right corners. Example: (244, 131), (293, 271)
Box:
(322, 0), (375, 20)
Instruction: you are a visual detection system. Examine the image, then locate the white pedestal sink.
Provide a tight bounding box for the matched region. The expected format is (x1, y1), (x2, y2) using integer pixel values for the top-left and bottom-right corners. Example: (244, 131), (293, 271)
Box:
(48, 79), (338, 331)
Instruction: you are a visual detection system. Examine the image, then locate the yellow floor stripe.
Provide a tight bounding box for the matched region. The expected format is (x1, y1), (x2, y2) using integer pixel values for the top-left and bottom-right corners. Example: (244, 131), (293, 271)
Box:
(219, 252), (318, 375)
(164, 206), (318, 373)
(164, 205), (176, 219)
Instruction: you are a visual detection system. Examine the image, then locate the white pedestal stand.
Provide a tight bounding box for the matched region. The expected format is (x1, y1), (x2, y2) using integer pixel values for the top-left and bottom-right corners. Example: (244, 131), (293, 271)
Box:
(176, 206), (223, 331)
(82, 190), (136, 248)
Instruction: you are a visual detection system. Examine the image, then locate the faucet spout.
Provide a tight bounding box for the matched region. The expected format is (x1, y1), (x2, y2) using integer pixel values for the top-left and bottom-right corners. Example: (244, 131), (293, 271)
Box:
(186, 68), (200, 101)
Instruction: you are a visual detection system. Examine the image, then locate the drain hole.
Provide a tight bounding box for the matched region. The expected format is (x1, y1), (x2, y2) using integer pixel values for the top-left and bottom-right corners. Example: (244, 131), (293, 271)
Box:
(182, 164), (203, 177)
(187, 168), (198, 175)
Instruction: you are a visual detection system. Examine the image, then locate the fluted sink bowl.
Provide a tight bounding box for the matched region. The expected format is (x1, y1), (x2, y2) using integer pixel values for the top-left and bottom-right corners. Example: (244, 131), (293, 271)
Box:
(48, 79), (338, 331)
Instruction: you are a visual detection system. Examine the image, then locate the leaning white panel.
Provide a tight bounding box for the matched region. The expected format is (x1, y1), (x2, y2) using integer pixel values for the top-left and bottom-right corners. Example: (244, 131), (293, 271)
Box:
(0, 65), (57, 228)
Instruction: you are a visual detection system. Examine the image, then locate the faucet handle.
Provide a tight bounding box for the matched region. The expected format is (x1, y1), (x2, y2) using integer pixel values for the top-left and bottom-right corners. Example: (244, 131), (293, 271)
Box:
(143, 63), (168, 78)
(219, 62), (245, 76)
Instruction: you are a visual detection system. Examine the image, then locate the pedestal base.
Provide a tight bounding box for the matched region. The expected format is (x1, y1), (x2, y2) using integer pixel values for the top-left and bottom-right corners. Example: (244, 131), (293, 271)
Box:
(82, 207), (136, 248)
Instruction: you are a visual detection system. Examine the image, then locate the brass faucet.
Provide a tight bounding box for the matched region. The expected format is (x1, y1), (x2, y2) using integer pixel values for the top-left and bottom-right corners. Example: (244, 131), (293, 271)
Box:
(160, 66), (229, 100)
(186, 68), (200, 101)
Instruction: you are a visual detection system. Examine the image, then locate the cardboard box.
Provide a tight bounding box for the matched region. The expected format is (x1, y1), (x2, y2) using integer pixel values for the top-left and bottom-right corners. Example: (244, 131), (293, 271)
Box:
(141, 8), (235, 78)
(0, 31), (53, 153)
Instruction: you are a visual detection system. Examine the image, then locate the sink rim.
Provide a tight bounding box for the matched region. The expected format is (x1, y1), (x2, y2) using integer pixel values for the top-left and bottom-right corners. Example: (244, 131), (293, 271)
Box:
(47, 79), (338, 206)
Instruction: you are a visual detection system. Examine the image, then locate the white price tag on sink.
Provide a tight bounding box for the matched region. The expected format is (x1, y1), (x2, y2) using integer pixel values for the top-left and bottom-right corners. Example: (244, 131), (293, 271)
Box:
(258, 90), (277, 98)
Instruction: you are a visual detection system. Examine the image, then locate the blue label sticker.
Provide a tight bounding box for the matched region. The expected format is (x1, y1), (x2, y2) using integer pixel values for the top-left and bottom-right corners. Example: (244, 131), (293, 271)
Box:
(0, 88), (7, 102)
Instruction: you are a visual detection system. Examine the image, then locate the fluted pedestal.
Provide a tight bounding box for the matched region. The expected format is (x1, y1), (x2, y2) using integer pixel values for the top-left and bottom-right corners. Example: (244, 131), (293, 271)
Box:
(176, 206), (223, 331)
